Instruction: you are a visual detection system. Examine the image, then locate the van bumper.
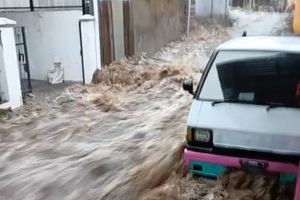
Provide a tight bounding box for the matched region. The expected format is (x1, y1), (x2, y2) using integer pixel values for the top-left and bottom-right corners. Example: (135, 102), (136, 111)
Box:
(184, 148), (300, 200)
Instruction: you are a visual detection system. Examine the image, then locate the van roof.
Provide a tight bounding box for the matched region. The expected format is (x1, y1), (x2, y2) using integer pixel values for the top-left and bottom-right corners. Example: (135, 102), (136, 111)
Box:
(216, 36), (300, 53)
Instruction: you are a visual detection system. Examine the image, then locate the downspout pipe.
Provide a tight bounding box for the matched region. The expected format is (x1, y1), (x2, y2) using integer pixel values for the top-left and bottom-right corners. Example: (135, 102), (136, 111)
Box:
(29, 0), (34, 11)
(79, 21), (86, 85)
(225, 0), (228, 24)
(211, 0), (214, 23)
(187, 0), (191, 37)
(82, 0), (86, 14)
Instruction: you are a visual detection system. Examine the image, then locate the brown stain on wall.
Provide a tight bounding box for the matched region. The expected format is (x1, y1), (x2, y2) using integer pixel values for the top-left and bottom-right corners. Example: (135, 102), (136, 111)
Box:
(129, 0), (185, 56)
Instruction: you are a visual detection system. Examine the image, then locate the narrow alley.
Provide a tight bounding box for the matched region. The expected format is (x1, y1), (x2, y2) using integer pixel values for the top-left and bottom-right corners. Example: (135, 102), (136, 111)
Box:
(0, 8), (294, 200)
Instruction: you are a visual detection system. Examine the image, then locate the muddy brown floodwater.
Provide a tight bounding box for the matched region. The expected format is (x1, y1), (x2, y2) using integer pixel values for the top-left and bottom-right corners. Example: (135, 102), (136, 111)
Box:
(0, 61), (197, 200)
(0, 10), (295, 200)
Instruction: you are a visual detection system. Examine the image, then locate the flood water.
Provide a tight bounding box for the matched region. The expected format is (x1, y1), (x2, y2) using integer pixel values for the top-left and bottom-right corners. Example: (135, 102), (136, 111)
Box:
(0, 10), (294, 200)
(0, 61), (198, 200)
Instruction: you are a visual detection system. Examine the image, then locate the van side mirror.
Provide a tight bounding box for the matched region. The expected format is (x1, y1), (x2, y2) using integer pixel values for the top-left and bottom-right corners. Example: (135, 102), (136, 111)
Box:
(183, 79), (193, 95)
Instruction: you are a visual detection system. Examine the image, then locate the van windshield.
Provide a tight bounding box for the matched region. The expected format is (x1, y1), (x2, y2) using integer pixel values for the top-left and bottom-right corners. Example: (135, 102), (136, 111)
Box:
(199, 51), (300, 108)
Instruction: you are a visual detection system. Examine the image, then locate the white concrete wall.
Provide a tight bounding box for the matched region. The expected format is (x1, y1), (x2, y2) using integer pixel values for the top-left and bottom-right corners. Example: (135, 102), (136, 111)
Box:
(213, 0), (228, 17)
(195, 0), (212, 17)
(79, 15), (98, 84)
(0, 18), (23, 109)
(0, 34), (9, 102)
(32, 0), (81, 6)
(0, 10), (83, 81)
(0, 0), (29, 7)
(195, 0), (228, 17)
(0, 0), (81, 7)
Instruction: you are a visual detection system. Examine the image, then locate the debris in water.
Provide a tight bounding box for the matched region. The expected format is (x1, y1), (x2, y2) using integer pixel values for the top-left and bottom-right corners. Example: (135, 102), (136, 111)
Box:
(0, 107), (12, 120)
(55, 93), (75, 105)
(93, 94), (123, 112)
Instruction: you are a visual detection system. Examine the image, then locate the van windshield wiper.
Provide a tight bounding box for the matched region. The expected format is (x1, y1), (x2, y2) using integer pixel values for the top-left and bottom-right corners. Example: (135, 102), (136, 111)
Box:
(211, 100), (232, 106)
(265, 103), (285, 111)
(211, 100), (251, 107)
(211, 100), (287, 111)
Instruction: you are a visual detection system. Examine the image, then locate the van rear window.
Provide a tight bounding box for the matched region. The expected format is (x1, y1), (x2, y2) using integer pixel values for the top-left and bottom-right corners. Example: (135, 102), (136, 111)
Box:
(199, 51), (300, 108)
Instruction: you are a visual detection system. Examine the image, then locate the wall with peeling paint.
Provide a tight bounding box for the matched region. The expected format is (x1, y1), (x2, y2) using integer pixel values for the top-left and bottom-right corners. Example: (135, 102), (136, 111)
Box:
(130, 0), (185, 56)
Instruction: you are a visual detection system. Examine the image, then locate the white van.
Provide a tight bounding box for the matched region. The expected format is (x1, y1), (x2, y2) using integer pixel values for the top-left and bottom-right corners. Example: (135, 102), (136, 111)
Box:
(183, 36), (300, 198)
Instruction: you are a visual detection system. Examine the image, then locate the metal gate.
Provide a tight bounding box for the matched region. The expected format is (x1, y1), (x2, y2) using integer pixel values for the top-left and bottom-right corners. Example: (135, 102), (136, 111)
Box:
(14, 26), (32, 97)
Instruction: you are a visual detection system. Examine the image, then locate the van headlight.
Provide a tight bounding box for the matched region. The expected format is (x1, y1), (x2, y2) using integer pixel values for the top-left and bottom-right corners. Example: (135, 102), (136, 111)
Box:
(194, 129), (212, 143)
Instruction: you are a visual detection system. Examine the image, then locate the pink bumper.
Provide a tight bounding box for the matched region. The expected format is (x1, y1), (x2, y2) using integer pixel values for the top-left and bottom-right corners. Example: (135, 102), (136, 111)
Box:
(184, 148), (300, 200)
(184, 148), (298, 174)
